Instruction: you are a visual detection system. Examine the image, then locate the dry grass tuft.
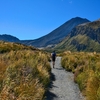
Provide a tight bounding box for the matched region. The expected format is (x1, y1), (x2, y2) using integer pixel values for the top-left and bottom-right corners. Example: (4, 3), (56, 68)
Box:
(61, 51), (100, 100)
(0, 45), (51, 100)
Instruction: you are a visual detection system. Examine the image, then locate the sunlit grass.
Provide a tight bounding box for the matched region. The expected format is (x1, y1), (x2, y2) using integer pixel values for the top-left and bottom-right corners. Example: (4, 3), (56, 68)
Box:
(0, 41), (51, 100)
(61, 51), (100, 100)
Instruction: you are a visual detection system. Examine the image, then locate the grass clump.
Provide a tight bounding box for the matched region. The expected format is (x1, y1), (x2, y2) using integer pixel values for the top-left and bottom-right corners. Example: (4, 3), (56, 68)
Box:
(0, 42), (51, 100)
(0, 41), (37, 53)
(61, 51), (100, 100)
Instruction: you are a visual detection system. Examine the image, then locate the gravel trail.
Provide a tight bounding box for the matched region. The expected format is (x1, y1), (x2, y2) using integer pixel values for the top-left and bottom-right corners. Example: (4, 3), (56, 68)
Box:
(45, 57), (85, 100)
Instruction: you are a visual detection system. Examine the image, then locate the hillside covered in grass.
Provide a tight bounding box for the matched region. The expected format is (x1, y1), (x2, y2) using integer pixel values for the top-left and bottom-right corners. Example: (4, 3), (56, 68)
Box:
(54, 20), (100, 52)
(61, 51), (100, 100)
(0, 41), (51, 100)
(0, 41), (37, 53)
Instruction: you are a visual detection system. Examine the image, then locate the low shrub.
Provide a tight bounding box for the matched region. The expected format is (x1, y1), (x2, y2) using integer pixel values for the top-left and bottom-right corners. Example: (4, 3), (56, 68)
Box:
(61, 51), (100, 100)
(0, 50), (51, 100)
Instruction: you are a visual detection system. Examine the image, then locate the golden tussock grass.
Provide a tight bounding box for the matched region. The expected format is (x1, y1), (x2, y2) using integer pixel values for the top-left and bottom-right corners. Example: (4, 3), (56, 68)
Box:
(0, 49), (51, 100)
(61, 51), (100, 100)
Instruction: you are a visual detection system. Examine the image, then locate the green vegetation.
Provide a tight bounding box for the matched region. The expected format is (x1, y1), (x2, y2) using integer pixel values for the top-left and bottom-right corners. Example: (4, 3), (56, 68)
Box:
(54, 34), (100, 52)
(61, 51), (100, 100)
(0, 41), (51, 100)
(54, 21), (100, 53)
(0, 41), (37, 53)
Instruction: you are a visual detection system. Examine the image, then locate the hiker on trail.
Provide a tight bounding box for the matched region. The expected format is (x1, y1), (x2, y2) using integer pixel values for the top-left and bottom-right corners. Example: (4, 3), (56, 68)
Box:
(51, 51), (56, 68)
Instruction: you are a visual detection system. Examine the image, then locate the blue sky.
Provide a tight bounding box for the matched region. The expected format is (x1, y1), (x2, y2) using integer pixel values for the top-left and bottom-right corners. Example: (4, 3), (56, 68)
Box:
(0, 0), (100, 40)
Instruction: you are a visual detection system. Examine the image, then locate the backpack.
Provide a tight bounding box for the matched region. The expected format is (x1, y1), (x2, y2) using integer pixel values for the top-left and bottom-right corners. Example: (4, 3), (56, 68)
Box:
(52, 52), (56, 58)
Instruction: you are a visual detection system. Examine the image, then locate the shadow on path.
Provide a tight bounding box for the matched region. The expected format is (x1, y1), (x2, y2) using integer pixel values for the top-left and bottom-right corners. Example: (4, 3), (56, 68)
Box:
(45, 57), (85, 100)
(45, 72), (57, 100)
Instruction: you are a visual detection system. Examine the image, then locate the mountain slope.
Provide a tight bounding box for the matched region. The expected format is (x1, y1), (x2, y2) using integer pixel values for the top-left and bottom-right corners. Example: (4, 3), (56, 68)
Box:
(55, 20), (100, 52)
(0, 34), (20, 42)
(21, 17), (90, 47)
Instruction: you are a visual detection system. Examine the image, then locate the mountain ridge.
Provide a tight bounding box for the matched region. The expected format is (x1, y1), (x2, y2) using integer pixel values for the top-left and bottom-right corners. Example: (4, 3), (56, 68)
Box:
(0, 17), (91, 49)
(20, 17), (90, 47)
(0, 34), (20, 42)
(54, 20), (100, 52)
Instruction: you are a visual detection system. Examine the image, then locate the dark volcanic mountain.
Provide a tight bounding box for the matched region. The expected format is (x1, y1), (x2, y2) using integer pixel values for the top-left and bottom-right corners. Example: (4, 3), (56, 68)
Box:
(0, 34), (20, 42)
(21, 17), (90, 47)
(54, 20), (100, 52)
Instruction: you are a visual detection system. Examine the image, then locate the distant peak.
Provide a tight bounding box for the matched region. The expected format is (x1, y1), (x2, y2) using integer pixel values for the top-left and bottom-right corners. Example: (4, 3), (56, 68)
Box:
(68, 17), (90, 23)
(74, 17), (83, 19)
(72, 17), (89, 20)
